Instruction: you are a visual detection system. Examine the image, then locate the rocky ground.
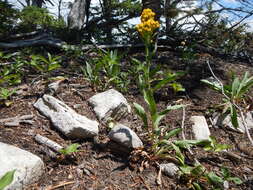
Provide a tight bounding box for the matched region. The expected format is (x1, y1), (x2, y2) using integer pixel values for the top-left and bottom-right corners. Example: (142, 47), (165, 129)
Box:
(0, 51), (253, 190)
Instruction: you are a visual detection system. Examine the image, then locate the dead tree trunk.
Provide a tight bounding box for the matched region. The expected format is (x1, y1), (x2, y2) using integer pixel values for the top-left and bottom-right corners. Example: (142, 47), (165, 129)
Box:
(67, 0), (87, 30)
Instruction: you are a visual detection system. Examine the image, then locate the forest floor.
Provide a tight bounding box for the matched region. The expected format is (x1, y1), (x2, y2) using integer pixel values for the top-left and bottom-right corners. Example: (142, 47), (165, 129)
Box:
(0, 49), (253, 190)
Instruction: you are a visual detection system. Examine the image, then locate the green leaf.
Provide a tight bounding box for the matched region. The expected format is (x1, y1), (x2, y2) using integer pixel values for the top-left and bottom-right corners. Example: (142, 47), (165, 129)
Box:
(48, 63), (60, 71)
(221, 167), (230, 179)
(153, 104), (186, 128)
(131, 58), (142, 65)
(133, 102), (148, 128)
(153, 73), (178, 91)
(200, 79), (222, 93)
(164, 128), (182, 139)
(237, 74), (253, 98)
(227, 177), (243, 184)
(174, 139), (210, 149)
(207, 172), (224, 185)
(214, 144), (231, 152)
(143, 89), (157, 116)
(231, 77), (240, 97)
(230, 104), (239, 128)
(191, 164), (205, 176)
(179, 165), (193, 175)
(193, 182), (202, 190)
(159, 104), (186, 116)
(0, 170), (16, 190)
(59, 143), (80, 155)
(171, 143), (185, 165)
(170, 82), (185, 92)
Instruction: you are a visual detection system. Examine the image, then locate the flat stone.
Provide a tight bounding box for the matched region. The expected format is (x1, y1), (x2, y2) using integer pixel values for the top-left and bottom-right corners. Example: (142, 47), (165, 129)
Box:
(160, 163), (179, 178)
(34, 94), (99, 139)
(88, 89), (131, 122)
(108, 123), (143, 149)
(190, 116), (210, 140)
(213, 112), (253, 133)
(0, 142), (44, 190)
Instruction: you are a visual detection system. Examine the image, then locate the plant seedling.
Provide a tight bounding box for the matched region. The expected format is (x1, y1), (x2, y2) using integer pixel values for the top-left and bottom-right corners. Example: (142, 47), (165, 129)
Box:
(59, 143), (80, 155)
(0, 88), (16, 106)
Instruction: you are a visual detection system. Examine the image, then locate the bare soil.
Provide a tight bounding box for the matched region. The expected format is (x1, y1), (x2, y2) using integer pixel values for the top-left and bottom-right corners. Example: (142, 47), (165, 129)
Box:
(0, 51), (253, 190)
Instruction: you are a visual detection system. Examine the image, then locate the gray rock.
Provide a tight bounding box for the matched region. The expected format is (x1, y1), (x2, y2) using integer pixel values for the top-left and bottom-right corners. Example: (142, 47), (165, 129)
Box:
(190, 116), (210, 140)
(160, 163), (179, 177)
(47, 80), (62, 95)
(88, 89), (131, 122)
(223, 180), (229, 190)
(34, 94), (99, 139)
(0, 142), (44, 190)
(213, 112), (253, 133)
(108, 123), (143, 149)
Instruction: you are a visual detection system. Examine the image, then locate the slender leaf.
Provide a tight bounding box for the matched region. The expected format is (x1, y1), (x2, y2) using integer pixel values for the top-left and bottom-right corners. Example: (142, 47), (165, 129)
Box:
(0, 170), (16, 190)
(171, 143), (185, 165)
(193, 182), (202, 190)
(153, 73), (178, 91)
(48, 63), (60, 71)
(206, 172), (224, 185)
(230, 104), (238, 128)
(164, 128), (182, 140)
(133, 103), (148, 128)
(227, 177), (243, 184)
(231, 77), (240, 98)
(143, 89), (157, 116)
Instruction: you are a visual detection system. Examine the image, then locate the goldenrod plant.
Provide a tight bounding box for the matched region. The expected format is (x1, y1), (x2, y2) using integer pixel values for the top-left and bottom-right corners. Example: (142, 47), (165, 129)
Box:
(133, 9), (185, 155)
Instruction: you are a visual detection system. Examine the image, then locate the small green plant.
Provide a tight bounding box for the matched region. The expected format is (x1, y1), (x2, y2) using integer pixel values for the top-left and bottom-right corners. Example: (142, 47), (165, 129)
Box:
(0, 88), (16, 106)
(206, 167), (243, 189)
(59, 143), (80, 155)
(0, 53), (24, 86)
(82, 50), (130, 92)
(203, 136), (231, 152)
(29, 53), (61, 73)
(0, 170), (15, 190)
(201, 71), (253, 128)
(82, 58), (104, 90)
(172, 143), (239, 190)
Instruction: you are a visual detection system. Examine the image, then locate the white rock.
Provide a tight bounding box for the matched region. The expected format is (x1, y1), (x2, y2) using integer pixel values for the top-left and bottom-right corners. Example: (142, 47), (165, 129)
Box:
(190, 116), (210, 140)
(34, 94), (99, 139)
(108, 123), (143, 149)
(160, 163), (179, 177)
(0, 142), (44, 190)
(213, 112), (253, 133)
(88, 89), (131, 122)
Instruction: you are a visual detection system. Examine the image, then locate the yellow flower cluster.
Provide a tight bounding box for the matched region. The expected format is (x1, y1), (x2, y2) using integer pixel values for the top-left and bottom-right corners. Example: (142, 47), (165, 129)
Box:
(136, 8), (160, 37)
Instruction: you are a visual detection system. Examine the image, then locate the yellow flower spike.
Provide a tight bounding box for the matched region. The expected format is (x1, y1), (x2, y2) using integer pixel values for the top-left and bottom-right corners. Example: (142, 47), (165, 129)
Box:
(136, 8), (160, 39)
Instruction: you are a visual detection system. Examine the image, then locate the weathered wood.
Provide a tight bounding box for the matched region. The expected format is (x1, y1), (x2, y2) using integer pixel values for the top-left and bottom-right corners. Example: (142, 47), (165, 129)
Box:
(34, 134), (63, 152)
(0, 115), (34, 127)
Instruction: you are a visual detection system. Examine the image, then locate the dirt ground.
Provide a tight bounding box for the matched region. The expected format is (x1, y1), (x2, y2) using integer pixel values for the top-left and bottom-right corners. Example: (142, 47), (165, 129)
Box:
(0, 51), (253, 190)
